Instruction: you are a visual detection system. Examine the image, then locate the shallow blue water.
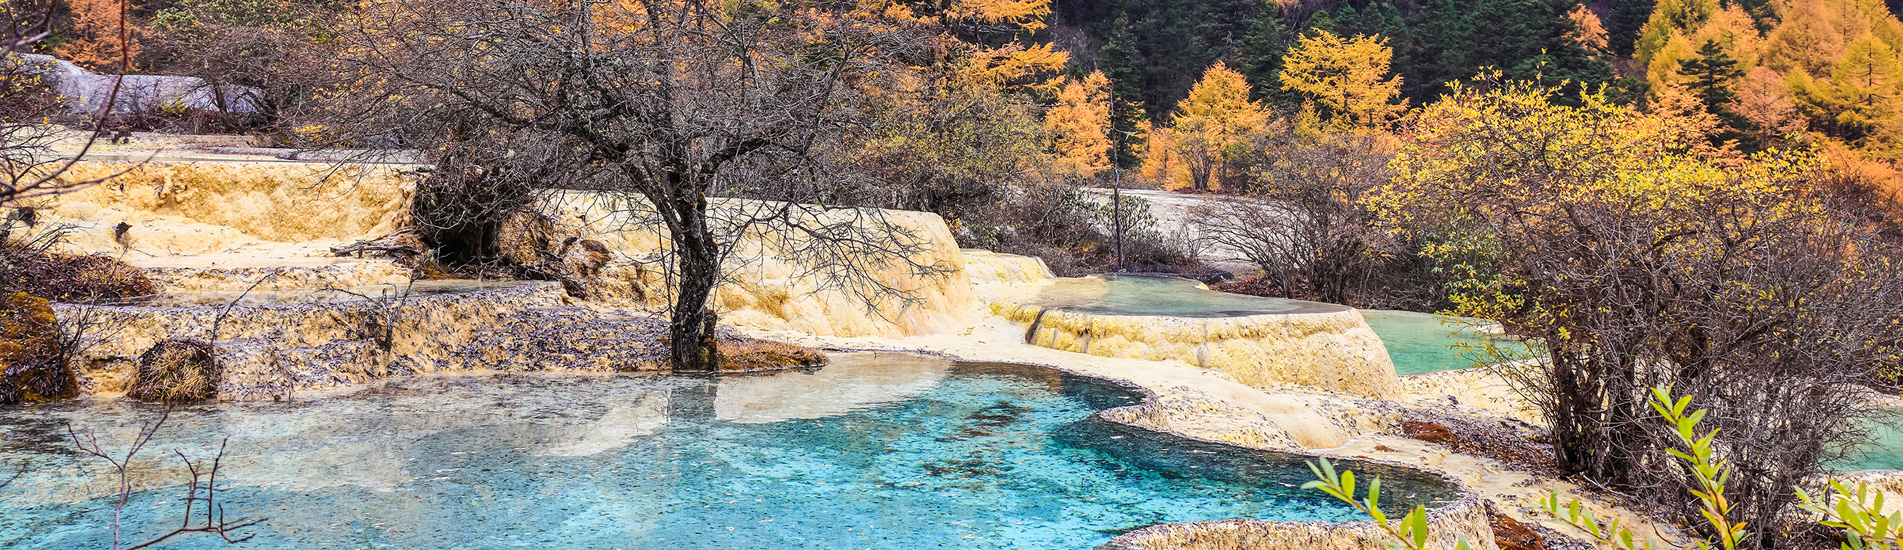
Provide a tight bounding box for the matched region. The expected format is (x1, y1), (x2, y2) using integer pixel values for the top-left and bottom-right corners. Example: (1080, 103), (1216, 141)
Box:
(1029, 275), (1348, 318)
(1030, 275), (1532, 375)
(1834, 408), (1903, 472)
(1360, 310), (1539, 375)
(0, 354), (1451, 549)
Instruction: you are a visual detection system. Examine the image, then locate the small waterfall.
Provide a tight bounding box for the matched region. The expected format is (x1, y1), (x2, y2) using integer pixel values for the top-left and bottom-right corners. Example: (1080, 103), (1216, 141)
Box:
(1023, 308), (1050, 345)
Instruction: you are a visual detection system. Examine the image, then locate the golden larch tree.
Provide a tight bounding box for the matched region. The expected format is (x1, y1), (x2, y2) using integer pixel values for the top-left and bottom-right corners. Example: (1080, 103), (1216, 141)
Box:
(1044, 71), (1113, 179)
(57, 0), (141, 71)
(1137, 120), (1184, 187)
(1170, 62), (1268, 191)
(1731, 66), (1807, 145)
(1277, 30), (1404, 129)
(1792, 35), (1903, 152)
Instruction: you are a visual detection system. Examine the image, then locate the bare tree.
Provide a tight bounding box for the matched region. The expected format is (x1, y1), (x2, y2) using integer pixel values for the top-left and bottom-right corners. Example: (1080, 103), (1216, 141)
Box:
(0, 0), (140, 207)
(1194, 130), (1392, 304)
(318, 0), (955, 370)
(1380, 82), (1903, 546)
(68, 408), (264, 549)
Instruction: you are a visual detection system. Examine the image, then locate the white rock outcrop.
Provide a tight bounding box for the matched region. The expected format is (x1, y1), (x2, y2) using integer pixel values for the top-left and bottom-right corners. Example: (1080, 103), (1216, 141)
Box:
(526, 191), (977, 338)
(17, 53), (259, 116)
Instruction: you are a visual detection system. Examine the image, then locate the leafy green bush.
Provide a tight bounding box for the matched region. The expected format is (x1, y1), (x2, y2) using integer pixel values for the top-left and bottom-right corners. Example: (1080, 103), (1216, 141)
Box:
(1309, 385), (1903, 550)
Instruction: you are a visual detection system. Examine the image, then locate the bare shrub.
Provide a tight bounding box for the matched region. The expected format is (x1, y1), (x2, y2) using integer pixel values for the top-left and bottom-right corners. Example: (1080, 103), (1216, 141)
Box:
(129, 339), (218, 402)
(1377, 81), (1903, 545)
(1193, 130), (1420, 306)
(0, 225), (156, 301)
(68, 409), (263, 549)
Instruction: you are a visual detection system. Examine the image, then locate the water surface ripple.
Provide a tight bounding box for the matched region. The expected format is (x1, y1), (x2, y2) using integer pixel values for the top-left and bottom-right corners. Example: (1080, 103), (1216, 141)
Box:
(0, 353), (1452, 549)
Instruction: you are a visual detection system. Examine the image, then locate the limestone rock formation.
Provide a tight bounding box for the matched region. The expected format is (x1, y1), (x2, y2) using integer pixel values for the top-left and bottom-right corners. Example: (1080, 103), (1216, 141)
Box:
(496, 208), (557, 267)
(128, 339), (219, 402)
(529, 191), (976, 338)
(962, 249), (1056, 287)
(25, 161), (416, 259)
(0, 292), (71, 404)
(996, 301), (1402, 398)
(561, 238), (611, 277)
(17, 54), (260, 116)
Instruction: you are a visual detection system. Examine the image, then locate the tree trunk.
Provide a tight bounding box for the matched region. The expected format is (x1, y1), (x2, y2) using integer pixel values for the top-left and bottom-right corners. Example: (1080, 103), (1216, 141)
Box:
(668, 206), (721, 372)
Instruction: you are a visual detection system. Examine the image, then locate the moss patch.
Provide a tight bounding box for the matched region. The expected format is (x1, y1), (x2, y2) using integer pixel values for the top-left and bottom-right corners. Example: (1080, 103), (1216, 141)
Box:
(717, 339), (827, 373)
(0, 292), (71, 404)
(129, 339), (219, 403)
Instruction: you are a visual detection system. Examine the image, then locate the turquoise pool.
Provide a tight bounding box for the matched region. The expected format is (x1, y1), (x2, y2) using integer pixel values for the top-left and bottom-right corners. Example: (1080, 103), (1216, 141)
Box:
(1361, 310), (1537, 375)
(1028, 275), (1348, 318)
(0, 353), (1457, 549)
(1835, 408), (1903, 472)
(1029, 275), (1530, 375)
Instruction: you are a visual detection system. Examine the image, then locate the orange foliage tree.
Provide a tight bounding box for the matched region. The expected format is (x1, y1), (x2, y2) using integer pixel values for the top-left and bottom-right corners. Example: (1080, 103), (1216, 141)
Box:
(1168, 62), (1267, 191)
(56, 0), (140, 70)
(1044, 71), (1112, 180)
(1277, 30), (1404, 129)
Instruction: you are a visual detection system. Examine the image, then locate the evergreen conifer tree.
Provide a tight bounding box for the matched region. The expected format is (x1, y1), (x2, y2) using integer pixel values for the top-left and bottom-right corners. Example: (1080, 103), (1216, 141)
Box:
(1098, 17), (1149, 169)
(1239, 4), (1295, 104)
(1677, 39), (1744, 113)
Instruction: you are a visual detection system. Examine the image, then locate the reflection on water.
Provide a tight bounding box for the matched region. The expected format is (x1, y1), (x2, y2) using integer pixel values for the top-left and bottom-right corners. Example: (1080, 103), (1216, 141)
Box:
(715, 354), (951, 424)
(1360, 310), (1539, 375)
(102, 280), (529, 307)
(1028, 275), (1348, 318)
(0, 353), (1403, 549)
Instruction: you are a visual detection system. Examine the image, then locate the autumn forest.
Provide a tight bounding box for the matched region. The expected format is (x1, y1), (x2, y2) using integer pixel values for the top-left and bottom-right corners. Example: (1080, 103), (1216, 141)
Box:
(8, 0), (1903, 548)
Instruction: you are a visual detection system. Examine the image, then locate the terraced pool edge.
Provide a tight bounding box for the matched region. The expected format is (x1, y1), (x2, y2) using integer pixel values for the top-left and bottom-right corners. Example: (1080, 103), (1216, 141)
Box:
(820, 350), (1498, 550)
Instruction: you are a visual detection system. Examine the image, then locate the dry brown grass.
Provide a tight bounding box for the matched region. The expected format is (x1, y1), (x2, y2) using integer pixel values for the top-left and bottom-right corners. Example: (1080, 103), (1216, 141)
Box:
(128, 339), (218, 402)
(1, 226), (155, 302)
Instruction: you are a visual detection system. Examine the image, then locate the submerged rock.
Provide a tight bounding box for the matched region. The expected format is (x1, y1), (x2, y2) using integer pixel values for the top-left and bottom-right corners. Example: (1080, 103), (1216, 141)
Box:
(0, 292), (71, 404)
(129, 339), (219, 403)
(717, 340), (828, 373)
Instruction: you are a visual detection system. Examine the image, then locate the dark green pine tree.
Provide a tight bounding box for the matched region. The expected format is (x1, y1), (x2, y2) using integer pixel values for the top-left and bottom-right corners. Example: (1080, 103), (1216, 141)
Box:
(1677, 39), (1744, 113)
(1466, 0), (1613, 96)
(1402, 0), (1478, 102)
(1098, 17), (1148, 170)
(1304, 9), (1338, 37)
(1605, 0), (1655, 57)
(1370, 2), (1409, 44)
(1335, 4), (1366, 36)
(1238, 3), (1295, 105)
(1737, 0), (1776, 33)
(1366, 2), (1412, 95)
